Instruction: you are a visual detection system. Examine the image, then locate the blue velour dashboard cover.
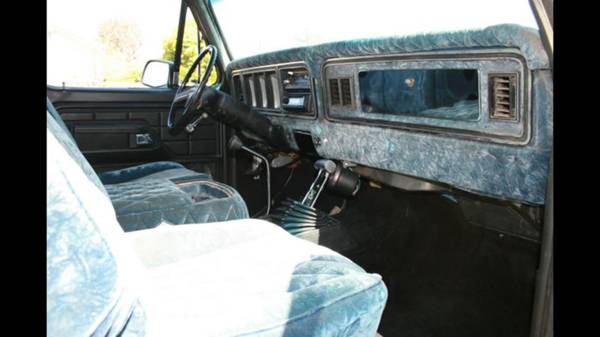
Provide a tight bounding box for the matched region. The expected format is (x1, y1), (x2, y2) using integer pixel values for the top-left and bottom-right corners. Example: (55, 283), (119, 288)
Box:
(227, 24), (552, 204)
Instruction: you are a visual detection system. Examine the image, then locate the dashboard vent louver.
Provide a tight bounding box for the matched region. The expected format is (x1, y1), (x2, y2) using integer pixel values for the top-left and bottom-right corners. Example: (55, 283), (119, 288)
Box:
(489, 74), (517, 120)
(252, 74), (263, 108)
(329, 78), (353, 107)
(329, 79), (340, 105)
(238, 72), (280, 110)
(233, 65), (313, 117)
(340, 78), (352, 106)
(269, 72), (280, 109)
(233, 75), (243, 103)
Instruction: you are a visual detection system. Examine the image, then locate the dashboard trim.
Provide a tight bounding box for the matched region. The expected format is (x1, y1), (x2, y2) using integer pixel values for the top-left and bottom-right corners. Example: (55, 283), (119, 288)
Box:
(321, 50), (532, 146)
(224, 26), (552, 204)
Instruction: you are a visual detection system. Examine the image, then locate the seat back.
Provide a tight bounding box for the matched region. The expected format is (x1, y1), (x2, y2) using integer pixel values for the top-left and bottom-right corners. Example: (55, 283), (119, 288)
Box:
(47, 114), (145, 337)
(47, 97), (74, 140)
(46, 108), (108, 196)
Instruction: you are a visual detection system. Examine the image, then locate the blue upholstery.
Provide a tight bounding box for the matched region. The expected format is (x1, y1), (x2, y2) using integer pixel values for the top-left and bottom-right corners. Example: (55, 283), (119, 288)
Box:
(227, 24), (549, 73)
(47, 126), (145, 337)
(98, 161), (191, 185)
(47, 97), (74, 142)
(105, 177), (249, 231)
(47, 108), (109, 197)
(47, 119), (388, 337)
(46, 100), (249, 231)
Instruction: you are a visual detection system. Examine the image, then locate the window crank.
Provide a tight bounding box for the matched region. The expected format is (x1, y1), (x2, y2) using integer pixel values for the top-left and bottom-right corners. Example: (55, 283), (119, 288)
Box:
(185, 112), (209, 133)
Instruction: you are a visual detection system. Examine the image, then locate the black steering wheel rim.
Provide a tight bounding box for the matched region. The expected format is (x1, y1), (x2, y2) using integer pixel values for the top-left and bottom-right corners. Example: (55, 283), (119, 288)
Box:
(167, 45), (218, 134)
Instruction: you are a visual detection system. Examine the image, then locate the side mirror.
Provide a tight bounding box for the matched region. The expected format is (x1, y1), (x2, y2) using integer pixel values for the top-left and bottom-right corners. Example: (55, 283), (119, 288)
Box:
(141, 60), (173, 88)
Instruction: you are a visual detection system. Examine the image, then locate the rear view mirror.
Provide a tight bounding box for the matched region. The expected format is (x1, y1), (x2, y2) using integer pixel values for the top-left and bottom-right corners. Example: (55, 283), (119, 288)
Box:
(141, 60), (173, 88)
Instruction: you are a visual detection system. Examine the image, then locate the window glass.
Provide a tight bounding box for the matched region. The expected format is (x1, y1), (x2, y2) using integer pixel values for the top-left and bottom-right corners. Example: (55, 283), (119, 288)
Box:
(211, 0), (538, 59)
(47, 0), (181, 88)
(169, 10), (219, 86)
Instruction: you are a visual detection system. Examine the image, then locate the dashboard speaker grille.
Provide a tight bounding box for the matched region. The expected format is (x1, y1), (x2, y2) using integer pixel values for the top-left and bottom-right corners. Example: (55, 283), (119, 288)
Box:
(489, 74), (517, 120)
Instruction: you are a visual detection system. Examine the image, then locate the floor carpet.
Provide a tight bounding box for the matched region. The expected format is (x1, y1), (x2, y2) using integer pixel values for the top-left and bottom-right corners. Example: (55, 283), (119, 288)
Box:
(337, 184), (540, 337)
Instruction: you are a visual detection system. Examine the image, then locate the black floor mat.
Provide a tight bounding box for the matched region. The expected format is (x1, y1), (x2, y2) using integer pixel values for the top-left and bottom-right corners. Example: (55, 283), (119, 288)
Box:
(338, 184), (540, 337)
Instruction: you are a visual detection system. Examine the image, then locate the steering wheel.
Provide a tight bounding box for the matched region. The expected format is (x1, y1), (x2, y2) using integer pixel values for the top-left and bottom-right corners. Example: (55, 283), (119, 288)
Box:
(167, 45), (218, 135)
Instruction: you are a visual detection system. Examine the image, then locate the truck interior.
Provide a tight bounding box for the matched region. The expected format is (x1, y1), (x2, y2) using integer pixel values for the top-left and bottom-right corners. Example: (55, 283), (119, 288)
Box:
(47, 0), (553, 336)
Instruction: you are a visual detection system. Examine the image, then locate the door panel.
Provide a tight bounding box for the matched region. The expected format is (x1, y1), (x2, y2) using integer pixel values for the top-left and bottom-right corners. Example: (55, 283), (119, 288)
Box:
(47, 87), (227, 181)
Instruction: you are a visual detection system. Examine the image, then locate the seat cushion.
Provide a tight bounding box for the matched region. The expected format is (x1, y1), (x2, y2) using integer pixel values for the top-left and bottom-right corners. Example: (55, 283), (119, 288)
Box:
(48, 105), (387, 337)
(106, 177), (249, 232)
(126, 219), (388, 337)
(98, 162), (210, 185)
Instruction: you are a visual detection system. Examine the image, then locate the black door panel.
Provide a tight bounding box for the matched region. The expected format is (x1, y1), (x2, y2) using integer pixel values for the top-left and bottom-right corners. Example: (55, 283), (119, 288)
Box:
(47, 87), (227, 181)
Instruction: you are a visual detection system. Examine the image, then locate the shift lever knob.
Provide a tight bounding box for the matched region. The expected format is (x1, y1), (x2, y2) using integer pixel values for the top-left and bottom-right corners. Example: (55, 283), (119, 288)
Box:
(314, 159), (336, 174)
(301, 159), (336, 207)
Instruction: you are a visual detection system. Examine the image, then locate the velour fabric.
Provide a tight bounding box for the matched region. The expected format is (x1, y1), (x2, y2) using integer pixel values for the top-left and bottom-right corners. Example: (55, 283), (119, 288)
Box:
(48, 120), (388, 337)
(46, 101), (249, 230)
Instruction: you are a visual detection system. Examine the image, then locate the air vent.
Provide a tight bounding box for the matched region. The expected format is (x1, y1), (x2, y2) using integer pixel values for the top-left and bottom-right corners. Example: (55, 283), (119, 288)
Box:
(234, 66), (313, 116)
(242, 75), (255, 106)
(340, 78), (353, 106)
(269, 72), (280, 109)
(329, 78), (353, 107)
(238, 72), (280, 110)
(233, 75), (243, 103)
(253, 74), (264, 108)
(489, 74), (518, 120)
(329, 79), (340, 105)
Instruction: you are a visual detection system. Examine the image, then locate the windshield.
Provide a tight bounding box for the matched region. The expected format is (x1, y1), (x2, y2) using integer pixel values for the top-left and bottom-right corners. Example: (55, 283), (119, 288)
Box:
(210, 0), (538, 59)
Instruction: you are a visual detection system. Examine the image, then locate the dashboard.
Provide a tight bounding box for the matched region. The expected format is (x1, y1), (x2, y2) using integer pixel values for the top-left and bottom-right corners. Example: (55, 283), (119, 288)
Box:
(225, 24), (553, 205)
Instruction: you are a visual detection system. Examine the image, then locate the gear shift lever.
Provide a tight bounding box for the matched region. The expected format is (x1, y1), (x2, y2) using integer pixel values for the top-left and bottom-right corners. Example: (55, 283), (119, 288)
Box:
(228, 135), (271, 215)
(301, 159), (336, 207)
(268, 159), (340, 234)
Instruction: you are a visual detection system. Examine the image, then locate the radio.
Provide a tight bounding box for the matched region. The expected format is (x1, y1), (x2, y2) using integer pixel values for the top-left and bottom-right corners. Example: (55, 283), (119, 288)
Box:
(281, 68), (313, 115)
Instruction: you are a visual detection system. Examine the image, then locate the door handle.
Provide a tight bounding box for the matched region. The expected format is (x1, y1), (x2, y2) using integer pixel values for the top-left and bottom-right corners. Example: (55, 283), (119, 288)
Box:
(135, 133), (153, 146)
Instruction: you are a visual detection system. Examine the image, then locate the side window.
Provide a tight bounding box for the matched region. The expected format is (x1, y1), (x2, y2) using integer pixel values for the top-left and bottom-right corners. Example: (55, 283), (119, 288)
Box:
(161, 8), (218, 86)
(47, 0), (209, 88)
